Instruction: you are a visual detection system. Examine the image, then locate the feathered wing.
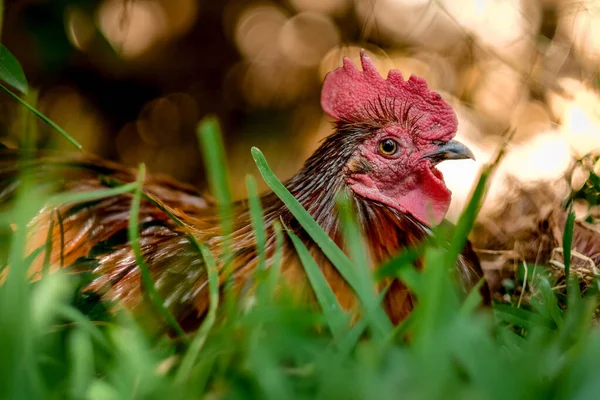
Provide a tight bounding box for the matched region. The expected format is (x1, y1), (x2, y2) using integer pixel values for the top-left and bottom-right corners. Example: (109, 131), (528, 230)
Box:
(0, 150), (217, 329)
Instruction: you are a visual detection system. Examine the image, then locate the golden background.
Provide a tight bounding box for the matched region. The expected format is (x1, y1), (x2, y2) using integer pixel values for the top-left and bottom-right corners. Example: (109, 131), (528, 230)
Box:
(2, 0), (599, 222)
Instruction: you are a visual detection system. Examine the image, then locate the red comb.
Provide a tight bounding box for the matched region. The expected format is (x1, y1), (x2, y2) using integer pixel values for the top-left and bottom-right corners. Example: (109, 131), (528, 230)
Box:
(321, 50), (458, 141)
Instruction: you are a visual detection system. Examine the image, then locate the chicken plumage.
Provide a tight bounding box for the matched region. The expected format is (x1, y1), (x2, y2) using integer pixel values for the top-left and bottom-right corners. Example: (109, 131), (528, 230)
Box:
(0, 51), (489, 331)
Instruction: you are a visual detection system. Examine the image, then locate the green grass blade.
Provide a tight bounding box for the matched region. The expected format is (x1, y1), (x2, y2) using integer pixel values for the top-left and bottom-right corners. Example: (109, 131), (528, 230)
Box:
(563, 201), (576, 300)
(459, 278), (485, 316)
(197, 117), (236, 317)
(413, 247), (458, 351)
(493, 303), (555, 331)
(445, 137), (509, 269)
(446, 166), (490, 268)
(141, 192), (223, 349)
(127, 164), (186, 339)
(375, 246), (421, 280)
(87, 380), (120, 399)
(337, 194), (368, 273)
(251, 147), (347, 274)
(68, 328), (95, 399)
(0, 44), (28, 94)
(246, 174), (267, 272)
(390, 310), (416, 344)
(531, 275), (563, 327)
(0, 180), (42, 398)
(22, 245), (45, 271)
(30, 272), (70, 333)
(197, 117), (233, 238)
(46, 182), (138, 208)
(41, 213), (55, 278)
(0, 83), (82, 150)
(56, 209), (65, 268)
(335, 288), (390, 353)
(17, 88), (39, 148)
(264, 222), (284, 301)
(337, 194), (392, 338)
(287, 228), (348, 339)
(251, 147), (392, 337)
(176, 243), (219, 383)
(389, 260), (422, 295)
(336, 316), (369, 355)
(141, 196), (184, 227)
(558, 296), (596, 351)
(54, 304), (111, 351)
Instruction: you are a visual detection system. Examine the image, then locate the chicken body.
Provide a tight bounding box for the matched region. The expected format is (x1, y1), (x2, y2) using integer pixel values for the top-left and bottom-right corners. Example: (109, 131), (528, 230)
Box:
(0, 52), (489, 330)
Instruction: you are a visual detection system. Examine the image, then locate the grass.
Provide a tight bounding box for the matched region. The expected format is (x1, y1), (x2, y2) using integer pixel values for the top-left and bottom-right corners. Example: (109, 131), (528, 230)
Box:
(2, 116), (600, 399)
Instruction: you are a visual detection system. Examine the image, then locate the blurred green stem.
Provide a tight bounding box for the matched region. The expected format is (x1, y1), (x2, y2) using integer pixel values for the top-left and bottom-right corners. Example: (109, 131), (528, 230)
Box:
(0, 83), (82, 150)
(18, 88), (39, 148)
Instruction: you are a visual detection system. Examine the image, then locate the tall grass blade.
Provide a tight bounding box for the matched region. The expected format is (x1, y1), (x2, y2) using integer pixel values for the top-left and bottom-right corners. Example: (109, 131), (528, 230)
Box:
(127, 164), (186, 339)
(0, 44), (28, 94)
(251, 147), (392, 337)
(197, 117), (233, 238)
(41, 213), (54, 278)
(251, 147), (348, 275)
(0, 180), (43, 398)
(176, 243), (219, 383)
(17, 88), (39, 148)
(563, 201), (575, 300)
(337, 194), (392, 338)
(413, 247), (458, 351)
(446, 166), (490, 268)
(30, 272), (70, 333)
(446, 135), (510, 269)
(337, 194), (369, 272)
(55, 304), (111, 351)
(493, 303), (555, 330)
(375, 246), (421, 280)
(264, 222), (284, 301)
(0, 83), (82, 150)
(197, 117), (236, 317)
(68, 328), (95, 399)
(246, 175), (267, 271)
(287, 228), (348, 339)
(530, 275), (563, 328)
(459, 278), (485, 316)
(336, 288), (390, 353)
(336, 317), (369, 355)
(46, 182), (138, 208)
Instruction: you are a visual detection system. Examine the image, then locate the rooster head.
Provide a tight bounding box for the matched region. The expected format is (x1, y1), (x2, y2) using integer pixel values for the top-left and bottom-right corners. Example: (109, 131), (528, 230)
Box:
(321, 50), (474, 226)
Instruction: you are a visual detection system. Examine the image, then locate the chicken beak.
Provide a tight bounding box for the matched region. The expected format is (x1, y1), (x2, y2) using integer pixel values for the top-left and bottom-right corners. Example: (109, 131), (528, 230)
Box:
(422, 140), (475, 165)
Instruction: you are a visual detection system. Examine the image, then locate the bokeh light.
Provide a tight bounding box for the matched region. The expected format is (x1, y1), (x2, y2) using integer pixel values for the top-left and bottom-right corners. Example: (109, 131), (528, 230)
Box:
(235, 4), (288, 61)
(66, 6), (96, 51)
(279, 12), (340, 67)
(289, 0), (350, 16)
(561, 1), (600, 68)
(4, 0), (600, 221)
(38, 86), (106, 153)
(97, 0), (168, 59)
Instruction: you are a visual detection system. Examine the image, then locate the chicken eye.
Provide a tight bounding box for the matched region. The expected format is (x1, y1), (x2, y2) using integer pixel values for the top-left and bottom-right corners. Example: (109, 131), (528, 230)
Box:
(378, 139), (399, 156)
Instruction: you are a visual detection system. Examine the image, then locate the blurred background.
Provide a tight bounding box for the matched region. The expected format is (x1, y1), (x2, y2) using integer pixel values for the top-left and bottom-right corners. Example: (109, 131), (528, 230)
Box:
(1, 0), (600, 221)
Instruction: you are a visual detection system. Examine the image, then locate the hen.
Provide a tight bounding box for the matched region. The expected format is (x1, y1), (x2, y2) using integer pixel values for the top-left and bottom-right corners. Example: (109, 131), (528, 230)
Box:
(0, 51), (488, 330)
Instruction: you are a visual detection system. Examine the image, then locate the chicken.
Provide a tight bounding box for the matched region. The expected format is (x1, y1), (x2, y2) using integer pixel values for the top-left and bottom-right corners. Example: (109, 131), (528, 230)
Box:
(0, 51), (488, 330)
